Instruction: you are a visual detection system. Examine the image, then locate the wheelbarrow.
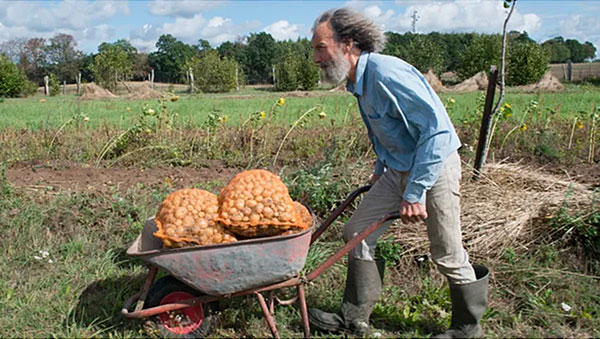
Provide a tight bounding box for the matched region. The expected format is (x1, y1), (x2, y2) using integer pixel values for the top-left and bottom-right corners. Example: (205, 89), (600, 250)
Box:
(121, 186), (401, 338)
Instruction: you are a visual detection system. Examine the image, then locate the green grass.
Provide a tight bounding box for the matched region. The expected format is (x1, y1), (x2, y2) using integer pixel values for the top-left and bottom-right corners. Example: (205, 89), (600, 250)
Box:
(0, 84), (599, 338)
(2, 84), (599, 130)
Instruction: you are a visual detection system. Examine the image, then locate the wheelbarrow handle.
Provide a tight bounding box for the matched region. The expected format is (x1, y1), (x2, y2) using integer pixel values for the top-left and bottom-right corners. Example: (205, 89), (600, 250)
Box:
(310, 185), (372, 245)
(305, 211), (401, 282)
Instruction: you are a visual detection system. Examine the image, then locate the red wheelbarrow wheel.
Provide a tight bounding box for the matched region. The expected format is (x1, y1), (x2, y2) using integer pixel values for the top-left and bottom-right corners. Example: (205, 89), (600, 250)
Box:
(144, 275), (219, 338)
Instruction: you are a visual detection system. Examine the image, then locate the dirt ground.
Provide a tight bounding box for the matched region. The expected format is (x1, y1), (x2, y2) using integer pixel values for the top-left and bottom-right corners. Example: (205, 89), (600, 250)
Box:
(5, 160), (241, 194)
(5, 158), (598, 195)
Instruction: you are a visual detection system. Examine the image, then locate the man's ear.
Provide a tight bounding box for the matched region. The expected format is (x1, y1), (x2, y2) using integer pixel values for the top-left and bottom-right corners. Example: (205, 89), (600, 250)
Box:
(342, 39), (353, 52)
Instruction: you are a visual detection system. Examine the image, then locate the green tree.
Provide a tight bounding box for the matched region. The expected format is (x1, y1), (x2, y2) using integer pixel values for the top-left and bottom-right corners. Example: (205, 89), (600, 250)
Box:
(565, 39), (596, 62)
(245, 32), (276, 84)
(383, 33), (445, 74)
(455, 33), (502, 80)
(190, 50), (239, 93)
(90, 45), (132, 92)
(18, 38), (47, 85)
(44, 33), (83, 83)
(148, 34), (196, 83)
(0, 54), (36, 97)
(542, 37), (571, 63)
(506, 41), (549, 85)
(217, 41), (247, 67)
(274, 52), (299, 91)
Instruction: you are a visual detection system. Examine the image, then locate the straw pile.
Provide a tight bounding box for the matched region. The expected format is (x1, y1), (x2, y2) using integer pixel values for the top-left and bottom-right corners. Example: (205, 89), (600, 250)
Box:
(392, 162), (593, 259)
(78, 83), (117, 100)
(517, 71), (565, 92)
(423, 69), (447, 93)
(125, 82), (162, 100)
(448, 72), (489, 92)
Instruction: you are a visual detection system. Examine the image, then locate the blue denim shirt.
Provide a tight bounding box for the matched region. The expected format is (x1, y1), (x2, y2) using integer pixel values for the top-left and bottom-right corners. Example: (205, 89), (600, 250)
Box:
(346, 52), (461, 204)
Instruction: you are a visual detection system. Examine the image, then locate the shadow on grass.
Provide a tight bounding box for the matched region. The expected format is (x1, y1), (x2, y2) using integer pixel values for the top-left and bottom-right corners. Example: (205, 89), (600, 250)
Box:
(70, 272), (147, 334)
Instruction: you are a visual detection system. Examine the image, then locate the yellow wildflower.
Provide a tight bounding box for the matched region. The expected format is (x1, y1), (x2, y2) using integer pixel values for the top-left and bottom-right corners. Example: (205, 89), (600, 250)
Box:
(278, 97), (285, 106)
(260, 111), (266, 119)
(504, 103), (511, 109)
(170, 95), (179, 102)
(577, 123), (584, 129)
(147, 108), (155, 115)
(449, 98), (456, 104)
(520, 124), (527, 131)
(319, 111), (327, 119)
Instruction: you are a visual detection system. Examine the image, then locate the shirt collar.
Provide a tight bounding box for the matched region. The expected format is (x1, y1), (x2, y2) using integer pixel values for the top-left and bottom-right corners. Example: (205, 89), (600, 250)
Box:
(346, 51), (369, 96)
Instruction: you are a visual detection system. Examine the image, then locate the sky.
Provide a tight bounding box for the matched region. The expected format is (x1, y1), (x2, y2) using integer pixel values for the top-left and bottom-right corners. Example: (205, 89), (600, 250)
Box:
(0, 0), (598, 58)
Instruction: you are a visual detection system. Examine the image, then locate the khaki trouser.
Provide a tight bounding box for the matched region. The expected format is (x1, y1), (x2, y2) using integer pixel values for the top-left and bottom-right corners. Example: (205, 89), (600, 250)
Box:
(344, 151), (476, 284)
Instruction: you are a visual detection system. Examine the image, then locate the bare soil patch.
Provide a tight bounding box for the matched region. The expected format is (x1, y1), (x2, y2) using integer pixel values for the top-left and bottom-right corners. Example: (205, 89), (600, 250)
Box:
(5, 160), (241, 194)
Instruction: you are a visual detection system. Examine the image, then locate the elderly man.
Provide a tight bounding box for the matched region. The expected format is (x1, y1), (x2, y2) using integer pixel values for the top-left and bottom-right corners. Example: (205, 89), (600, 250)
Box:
(308, 8), (489, 338)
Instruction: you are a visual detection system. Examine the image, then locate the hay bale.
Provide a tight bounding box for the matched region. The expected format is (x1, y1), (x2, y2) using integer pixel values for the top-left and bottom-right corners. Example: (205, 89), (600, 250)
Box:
(78, 83), (117, 100)
(423, 69), (447, 93)
(125, 82), (163, 100)
(517, 71), (565, 92)
(391, 162), (593, 259)
(449, 72), (489, 92)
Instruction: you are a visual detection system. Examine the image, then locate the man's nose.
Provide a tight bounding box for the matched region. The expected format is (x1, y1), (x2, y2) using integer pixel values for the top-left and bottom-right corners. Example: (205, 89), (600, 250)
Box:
(313, 53), (321, 64)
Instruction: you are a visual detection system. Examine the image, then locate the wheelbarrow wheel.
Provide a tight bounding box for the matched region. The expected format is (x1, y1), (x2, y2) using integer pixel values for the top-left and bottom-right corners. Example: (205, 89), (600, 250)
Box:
(144, 275), (219, 338)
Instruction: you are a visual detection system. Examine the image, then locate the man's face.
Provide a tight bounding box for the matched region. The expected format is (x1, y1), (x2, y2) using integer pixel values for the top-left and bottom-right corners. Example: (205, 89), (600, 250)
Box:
(311, 22), (351, 84)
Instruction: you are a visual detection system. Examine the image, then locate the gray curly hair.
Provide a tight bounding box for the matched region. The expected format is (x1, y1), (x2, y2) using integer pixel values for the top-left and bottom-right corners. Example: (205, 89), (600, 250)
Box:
(313, 7), (386, 53)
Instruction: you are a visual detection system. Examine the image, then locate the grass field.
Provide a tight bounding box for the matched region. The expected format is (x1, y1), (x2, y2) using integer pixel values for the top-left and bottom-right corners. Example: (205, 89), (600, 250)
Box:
(1, 83), (599, 338)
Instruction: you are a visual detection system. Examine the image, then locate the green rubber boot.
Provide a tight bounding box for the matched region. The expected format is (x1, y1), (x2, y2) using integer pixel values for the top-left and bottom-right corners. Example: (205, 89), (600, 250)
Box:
(435, 264), (489, 339)
(308, 257), (385, 335)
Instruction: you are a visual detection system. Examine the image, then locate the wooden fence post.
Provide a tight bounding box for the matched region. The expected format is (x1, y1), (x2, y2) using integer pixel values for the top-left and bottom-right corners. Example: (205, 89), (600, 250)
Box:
(44, 76), (49, 96)
(472, 66), (499, 180)
(188, 67), (194, 94)
(150, 69), (155, 89)
(567, 60), (573, 82)
(76, 73), (82, 95)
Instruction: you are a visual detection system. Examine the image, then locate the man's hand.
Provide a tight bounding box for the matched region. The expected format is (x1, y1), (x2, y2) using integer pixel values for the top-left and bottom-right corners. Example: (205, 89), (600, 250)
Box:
(368, 174), (380, 185)
(400, 199), (427, 224)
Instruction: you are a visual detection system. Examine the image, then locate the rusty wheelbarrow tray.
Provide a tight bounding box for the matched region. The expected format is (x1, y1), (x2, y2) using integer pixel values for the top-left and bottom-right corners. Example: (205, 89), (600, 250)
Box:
(122, 186), (401, 338)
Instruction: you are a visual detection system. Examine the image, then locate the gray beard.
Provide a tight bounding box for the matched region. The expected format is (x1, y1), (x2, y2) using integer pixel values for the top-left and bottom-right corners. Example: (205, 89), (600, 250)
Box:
(320, 51), (351, 84)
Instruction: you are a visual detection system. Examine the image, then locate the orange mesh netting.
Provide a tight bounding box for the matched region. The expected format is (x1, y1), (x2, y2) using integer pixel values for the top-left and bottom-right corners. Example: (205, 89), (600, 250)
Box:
(216, 169), (309, 237)
(153, 188), (237, 248)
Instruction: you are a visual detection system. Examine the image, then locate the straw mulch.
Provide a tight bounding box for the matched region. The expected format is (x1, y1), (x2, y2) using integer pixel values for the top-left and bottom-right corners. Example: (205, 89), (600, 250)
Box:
(392, 162), (593, 260)
(78, 83), (117, 100)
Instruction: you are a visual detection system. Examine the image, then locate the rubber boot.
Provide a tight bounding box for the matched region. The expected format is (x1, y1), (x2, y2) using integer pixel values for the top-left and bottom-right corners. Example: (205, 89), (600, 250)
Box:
(435, 264), (489, 339)
(308, 257), (385, 335)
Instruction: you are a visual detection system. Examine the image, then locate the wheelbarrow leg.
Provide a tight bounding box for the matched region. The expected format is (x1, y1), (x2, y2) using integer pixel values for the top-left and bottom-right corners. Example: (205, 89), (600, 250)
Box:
(135, 265), (158, 311)
(255, 291), (280, 339)
(297, 284), (310, 338)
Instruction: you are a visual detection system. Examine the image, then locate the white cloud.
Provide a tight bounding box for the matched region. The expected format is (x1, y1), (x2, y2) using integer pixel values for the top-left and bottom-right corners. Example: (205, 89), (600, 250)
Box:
(161, 14), (207, 40)
(264, 20), (301, 41)
(0, 0), (127, 51)
(149, 0), (222, 18)
(81, 24), (115, 41)
(129, 14), (250, 51)
(359, 1), (541, 35)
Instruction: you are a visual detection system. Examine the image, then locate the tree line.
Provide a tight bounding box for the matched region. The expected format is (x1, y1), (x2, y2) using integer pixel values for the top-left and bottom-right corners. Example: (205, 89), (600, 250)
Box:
(0, 30), (597, 98)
